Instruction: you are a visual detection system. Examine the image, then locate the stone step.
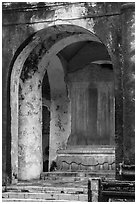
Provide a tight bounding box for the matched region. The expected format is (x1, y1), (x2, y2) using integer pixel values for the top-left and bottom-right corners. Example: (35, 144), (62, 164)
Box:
(2, 175), (89, 202)
(41, 170), (115, 180)
(41, 176), (89, 183)
(2, 171), (114, 202)
(2, 192), (88, 201)
(3, 185), (88, 194)
(41, 170), (115, 177)
(2, 198), (71, 202)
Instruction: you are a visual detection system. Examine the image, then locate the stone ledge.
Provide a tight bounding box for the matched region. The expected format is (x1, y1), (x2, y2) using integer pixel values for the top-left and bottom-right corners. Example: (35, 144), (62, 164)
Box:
(57, 146), (115, 154)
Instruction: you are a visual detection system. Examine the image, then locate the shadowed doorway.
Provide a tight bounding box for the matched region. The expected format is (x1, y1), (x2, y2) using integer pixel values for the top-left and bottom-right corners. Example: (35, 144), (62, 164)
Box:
(42, 71), (50, 172)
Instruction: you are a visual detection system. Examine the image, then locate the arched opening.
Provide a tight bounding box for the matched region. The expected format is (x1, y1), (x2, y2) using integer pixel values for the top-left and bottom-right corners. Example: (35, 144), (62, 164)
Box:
(56, 42), (115, 172)
(58, 41), (114, 147)
(10, 24), (115, 181)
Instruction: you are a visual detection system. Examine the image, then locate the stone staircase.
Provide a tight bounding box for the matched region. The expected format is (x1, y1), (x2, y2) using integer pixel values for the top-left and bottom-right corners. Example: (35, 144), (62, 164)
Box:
(2, 171), (115, 202)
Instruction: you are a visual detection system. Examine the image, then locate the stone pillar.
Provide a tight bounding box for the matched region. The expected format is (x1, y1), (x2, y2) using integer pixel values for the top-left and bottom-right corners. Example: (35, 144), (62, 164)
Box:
(121, 3), (135, 165)
(18, 76), (43, 180)
(88, 178), (101, 202)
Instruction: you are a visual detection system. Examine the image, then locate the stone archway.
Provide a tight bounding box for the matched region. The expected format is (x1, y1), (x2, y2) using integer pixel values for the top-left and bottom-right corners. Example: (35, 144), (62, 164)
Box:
(10, 24), (114, 182)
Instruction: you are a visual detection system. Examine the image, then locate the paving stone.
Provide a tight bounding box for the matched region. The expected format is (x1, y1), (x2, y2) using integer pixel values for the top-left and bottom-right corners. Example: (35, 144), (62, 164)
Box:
(24, 192), (59, 200)
(78, 194), (88, 201)
(2, 174), (90, 202)
(58, 193), (79, 201)
(2, 198), (50, 202)
(8, 192), (25, 199)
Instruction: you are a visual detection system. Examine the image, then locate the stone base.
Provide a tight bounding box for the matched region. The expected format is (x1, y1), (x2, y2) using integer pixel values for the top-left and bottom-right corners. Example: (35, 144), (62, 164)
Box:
(56, 146), (115, 172)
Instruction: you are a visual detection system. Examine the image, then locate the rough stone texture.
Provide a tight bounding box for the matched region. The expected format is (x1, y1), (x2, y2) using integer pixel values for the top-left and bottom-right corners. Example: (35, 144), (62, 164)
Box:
(18, 73), (43, 180)
(121, 3), (135, 165)
(18, 54), (70, 178)
(2, 19), (33, 181)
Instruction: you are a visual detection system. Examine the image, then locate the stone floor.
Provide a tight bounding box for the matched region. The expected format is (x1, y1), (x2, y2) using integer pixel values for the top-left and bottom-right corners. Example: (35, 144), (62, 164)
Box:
(2, 171), (115, 202)
(2, 173), (88, 202)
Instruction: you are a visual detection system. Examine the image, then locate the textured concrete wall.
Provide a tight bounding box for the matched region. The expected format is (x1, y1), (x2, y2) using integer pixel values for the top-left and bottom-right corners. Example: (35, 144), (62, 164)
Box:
(2, 2), (134, 180)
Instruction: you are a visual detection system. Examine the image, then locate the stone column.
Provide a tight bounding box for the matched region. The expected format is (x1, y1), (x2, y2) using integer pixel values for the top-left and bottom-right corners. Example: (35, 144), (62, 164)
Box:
(18, 76), (43, 180)
(121, 3), (135, 165)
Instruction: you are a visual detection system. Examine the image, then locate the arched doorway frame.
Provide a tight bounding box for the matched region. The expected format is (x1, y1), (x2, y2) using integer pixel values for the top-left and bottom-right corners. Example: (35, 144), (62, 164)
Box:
(10, 24), (112, 181)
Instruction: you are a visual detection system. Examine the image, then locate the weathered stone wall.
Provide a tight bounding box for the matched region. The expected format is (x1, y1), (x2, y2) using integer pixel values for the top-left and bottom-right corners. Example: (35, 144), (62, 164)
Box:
(121, 4), (135, 166)
(2, 2), (134, 180)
